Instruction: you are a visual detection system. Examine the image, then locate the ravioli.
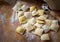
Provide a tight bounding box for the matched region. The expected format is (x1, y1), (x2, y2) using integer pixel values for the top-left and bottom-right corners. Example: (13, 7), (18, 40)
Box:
(24, 12), (32, 19)
(17, 11), (24, 18)
(34, 23), (43, 28)
(28, 18), (36, 25)
(12, 2), (22, 11)
(16, 26), (26, 34)
(30, 6), (36, 12)
(37, 15), (48, 20)
(23, 23), (34, 32)
(34, 28), (43, 36)
(42, 25), (50, 33)
(52, 20), (58, 24)
(45, 19), (52, 26)
(32, 10), (38, 16)
(50, 23), (59, 32)
(38, 9), (44, 16)
(41, 34), (50, 41)
(21, 4), (29, 11)
(36, 20), (45, 24)
(18, 16), (26, 24)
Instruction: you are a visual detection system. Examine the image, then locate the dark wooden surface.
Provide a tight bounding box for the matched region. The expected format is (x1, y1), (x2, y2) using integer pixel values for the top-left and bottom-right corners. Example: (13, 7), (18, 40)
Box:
(0, 0), (60, 42)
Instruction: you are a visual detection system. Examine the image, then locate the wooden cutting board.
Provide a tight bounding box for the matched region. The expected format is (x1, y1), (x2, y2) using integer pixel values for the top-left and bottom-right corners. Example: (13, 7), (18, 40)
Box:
(0, 0), (60, 42)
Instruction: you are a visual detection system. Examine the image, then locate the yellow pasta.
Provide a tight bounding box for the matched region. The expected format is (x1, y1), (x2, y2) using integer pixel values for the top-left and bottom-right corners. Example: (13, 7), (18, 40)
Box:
(32, 10), (38, 16)
(34, 23), (43, 28)
(26, 26), (34, 32)
(18, 16), (26, 24)
(37, 15), (48, 20)
(38, 9), (44, 15)
(16, 26), (26, 34)
(12, 2), (22, 12)
(25, 23), (34, 32)
(36, 20), (45, 24)
(34, 28), (43, 36)
(30, 6), (36, 12)
(22, 23), (34, 32)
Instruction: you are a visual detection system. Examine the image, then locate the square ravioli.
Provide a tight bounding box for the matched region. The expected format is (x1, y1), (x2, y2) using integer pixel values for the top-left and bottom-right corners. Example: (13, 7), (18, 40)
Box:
(34, 23), (43, 28)
(16, 26), (26, 34)
(12, 2), (22, 11)
(42, 25), (50, 33)
(17, 11), (24, 18)
(38, 9), (44, 16)
(32, 10), (38, 16)
(30, 6), (36, 12)
(23, 23), (34, 32)
(41, 34), (50, 41)
(21, 4), (29, 11)
(37, 15), (48, 20)
(18, 16), (26, 24)
(28, 18), (36, 25)
(34, 28), (43, 36)
(50, 23), (59, 32)
(45, 19), (52, 26)
(24, 12), (32, 19)
(52, 20), (58, 24)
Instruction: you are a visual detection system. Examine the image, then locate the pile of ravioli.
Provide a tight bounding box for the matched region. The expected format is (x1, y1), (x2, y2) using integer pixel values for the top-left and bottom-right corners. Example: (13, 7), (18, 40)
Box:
(12, 2), (59, 41)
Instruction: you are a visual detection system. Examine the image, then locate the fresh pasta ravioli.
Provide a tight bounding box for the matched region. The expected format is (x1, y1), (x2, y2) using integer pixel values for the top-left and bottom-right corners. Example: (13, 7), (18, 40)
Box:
(30, 6), (36, 12)
(41, 34), (50, 41)
(16, 26), (26, 34)
(18, 16), (26, 24)
(34, 28), (43, 36)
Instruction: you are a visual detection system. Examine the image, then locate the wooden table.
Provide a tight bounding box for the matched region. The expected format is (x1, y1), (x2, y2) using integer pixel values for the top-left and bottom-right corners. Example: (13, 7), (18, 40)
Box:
(0, 0), (60, 42)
